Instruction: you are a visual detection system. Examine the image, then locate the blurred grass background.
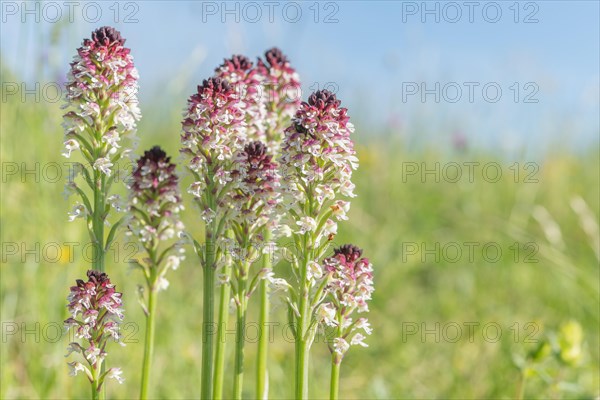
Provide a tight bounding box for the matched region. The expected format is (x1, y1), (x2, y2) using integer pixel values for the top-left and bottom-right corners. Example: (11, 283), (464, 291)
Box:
(1, 79), (598, 399)
(1, 21), (599, 398)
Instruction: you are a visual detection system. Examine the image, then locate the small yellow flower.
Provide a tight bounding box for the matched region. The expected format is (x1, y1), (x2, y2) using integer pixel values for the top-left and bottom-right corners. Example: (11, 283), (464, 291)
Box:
(557, 320), (583, 366)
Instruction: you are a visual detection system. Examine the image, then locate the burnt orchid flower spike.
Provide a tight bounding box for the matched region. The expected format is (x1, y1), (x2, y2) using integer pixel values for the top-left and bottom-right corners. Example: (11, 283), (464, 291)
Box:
(277, 89), (358, 399)
(128, 145), (185, 291)
(251, 47), (302, 399)
(181, 74), (246, 400)
(127, 146), (185, 398)
(255, 47), (301, 149)
(215, 54), (265, 142)
(321, 245), (374, 400)
(64, 270), (125, 397)
(62, 25), (140, 173)
(181, 76), (246, 222)
(62, 26), (140, 273)
(226, 140), (280, 398)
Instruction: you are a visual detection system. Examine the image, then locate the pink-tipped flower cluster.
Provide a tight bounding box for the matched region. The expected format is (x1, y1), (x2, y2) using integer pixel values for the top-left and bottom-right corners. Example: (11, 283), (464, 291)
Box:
(129, 146), (184, 244)
(215, 55), (265, 140)
(128, 146), (185, 290)
(256, 48), (301, 147)
(181, 77), (246, 222)
(214, 49), (301, 152)
(64, 270), (125, 386)
(320, 245), (374, 359)
(62, 26), (140, 176)
(228, 141), (280, 240)
(279, 90), (357, 245)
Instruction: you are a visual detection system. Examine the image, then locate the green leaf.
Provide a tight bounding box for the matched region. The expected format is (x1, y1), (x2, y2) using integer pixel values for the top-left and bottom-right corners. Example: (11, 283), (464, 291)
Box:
(104, 216), (125, 252)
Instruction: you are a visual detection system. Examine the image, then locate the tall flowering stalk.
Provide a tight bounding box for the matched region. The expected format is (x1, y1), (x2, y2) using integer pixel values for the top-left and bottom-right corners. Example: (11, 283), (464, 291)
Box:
(320, 245), (374, 400)
(126, 146), (185, 399)
(211, 55), (258, 399)
(210, 49), (301, 398)
(181, 77), (245, 399)
(226, 141), (280, 399)
(253, 48), (301, 398)
(278, 90), (357, 399)
(62, 26), (140, 272)
(64, 270), (125, 399)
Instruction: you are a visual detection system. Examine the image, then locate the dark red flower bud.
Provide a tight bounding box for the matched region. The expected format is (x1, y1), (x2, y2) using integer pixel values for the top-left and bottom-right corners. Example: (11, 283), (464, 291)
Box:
(333, 244), (363, 263)
(307, 90), (341, 111)
(266, 48), (288, 67)
(86, 269), (109, 285)
(90, 26), (125, 47)
(216, 54), (254, 74)
(197, 77), (233, 98)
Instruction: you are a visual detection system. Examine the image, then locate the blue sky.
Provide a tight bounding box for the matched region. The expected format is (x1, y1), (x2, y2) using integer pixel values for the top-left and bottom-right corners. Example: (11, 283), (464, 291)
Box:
(2, 1), (599, 152)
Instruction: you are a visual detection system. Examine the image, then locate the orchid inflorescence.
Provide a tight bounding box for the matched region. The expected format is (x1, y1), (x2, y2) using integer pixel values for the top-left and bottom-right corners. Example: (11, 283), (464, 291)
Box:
(63, 26), (140, 162)
(274, 88), (362, 399)
(60, 26), (372, 400)
(256, 47), (302, 150)
(62, 26), (141, 273)
(182, 77), (246, 227)
(127, 145), (185, 292)
(322, 245), (374, 357)
(62, 25), (140, 182)
(125, 145), (185, 397)
(64, 270), (125, 398)
(227, 140), (281, 397)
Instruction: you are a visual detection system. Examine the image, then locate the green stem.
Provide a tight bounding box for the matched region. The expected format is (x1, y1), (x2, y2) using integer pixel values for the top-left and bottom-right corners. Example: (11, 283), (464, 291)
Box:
(90, 361), (99, 400)
(233, 278), (247, 400)
(92, 172), (105, 272)
(201, 228), (216, 400)
(92, 173), (106, 400)
(255, 277), (270, 399)
(516, 370), (527, 400)
(296, 327), (310, 399)
(213, 261), (231, 399)
(329, 355), (341, 400)
(295, 253), (311, 400)
(329, 318), (343, 400)
(91, 380), (99, 400)
(140, 286), (158, 399)
(256, 231), (272, 399)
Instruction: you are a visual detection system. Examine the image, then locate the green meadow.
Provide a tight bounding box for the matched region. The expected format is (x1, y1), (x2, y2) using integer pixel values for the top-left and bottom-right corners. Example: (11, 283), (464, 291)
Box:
(1, 70), (599, 399)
